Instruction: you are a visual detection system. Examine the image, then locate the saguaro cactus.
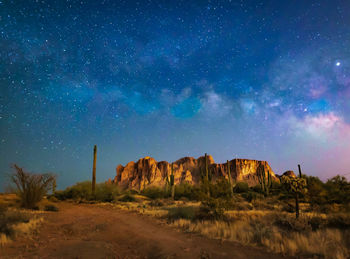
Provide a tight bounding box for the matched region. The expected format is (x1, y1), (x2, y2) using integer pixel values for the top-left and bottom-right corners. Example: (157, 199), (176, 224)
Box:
(298, 164), (302, 178)
(281, 170), (307, 219)
(170, 163), (175, 199)
(205, 153), (210, 197)
(227, 160), (233, 197)
(257, 164), (272, 195)
(92, 145), (97, 197)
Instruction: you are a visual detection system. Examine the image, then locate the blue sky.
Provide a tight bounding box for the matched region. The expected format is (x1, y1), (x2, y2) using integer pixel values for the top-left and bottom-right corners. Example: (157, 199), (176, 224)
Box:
(1, 0), (350, 189)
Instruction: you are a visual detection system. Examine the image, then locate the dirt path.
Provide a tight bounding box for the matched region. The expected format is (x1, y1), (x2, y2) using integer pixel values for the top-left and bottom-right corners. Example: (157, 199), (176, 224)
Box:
(1, 202), (289, 259)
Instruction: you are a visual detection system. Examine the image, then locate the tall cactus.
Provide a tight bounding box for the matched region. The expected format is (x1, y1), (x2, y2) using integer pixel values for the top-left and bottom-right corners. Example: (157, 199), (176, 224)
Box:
(227, 160), (233, 197)
(205, 153), (210, 197)
(92, 145), (97, 197)
(257, 164), (272, 195)
(170, 163), (175, 199)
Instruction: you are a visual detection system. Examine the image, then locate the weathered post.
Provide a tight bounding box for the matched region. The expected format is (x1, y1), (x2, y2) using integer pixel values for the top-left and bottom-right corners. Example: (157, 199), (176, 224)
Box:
(92, 145), (97, 197)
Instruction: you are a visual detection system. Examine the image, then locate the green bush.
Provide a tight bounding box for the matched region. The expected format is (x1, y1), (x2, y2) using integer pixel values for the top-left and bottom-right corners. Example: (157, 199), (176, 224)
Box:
(210, 179), (232, 199)
(141, 186), (167, 199)
(174, 183), (200, 200)
(196, 197), (233, 220)
(233, 182), (249, 193)
(242, 191), (259, 202)
(54, 182), (120, 202)
(167, 206), (196, 220)
(95, 183), (120, 202)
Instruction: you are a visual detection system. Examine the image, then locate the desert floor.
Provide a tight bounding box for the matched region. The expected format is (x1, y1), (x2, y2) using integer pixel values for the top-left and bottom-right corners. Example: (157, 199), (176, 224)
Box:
(1, 202), (291, 259)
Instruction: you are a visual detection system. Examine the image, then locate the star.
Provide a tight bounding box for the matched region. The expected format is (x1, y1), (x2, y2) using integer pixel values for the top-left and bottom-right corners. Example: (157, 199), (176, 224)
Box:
(336, 61), (341, 66)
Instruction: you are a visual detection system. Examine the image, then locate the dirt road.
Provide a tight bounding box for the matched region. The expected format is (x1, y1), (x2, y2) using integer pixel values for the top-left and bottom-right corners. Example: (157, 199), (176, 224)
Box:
(1, 202), (288, 259)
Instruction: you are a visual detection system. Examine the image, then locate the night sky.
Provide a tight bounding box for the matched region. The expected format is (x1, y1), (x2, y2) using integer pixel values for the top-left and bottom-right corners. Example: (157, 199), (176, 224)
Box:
(1, 0), (350, 189)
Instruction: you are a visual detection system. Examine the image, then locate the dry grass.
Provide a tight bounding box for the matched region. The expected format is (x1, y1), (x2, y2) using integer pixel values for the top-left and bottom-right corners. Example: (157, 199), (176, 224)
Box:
(0, 204), (43, 247)
(171, 210), (350, 259)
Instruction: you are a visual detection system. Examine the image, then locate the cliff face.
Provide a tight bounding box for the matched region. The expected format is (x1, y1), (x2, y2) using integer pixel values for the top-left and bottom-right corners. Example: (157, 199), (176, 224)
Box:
(113, 155), (278, 190)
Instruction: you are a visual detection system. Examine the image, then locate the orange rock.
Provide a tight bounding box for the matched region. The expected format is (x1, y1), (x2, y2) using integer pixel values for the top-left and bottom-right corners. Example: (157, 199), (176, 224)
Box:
(113, 155), (278, 190)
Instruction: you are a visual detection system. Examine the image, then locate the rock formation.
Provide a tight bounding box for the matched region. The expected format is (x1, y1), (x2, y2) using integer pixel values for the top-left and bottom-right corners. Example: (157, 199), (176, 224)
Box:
(113, 155), (278, 190)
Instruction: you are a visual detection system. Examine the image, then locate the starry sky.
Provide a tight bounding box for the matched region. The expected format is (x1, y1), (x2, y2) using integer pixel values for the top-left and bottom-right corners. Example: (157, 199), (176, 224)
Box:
(1, 0), (350, 190)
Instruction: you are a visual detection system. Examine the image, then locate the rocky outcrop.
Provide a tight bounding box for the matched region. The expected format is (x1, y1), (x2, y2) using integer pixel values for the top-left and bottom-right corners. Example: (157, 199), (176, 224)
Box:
(281, 170), (297, 178)
(113, 155), (278, 190)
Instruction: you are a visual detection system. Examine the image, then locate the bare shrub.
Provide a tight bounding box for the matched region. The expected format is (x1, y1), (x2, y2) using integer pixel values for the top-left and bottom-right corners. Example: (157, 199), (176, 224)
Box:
(10, 164), (55, 209)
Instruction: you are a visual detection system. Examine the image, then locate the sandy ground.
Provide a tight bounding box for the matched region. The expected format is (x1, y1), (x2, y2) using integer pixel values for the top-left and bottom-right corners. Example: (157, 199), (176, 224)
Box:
(1, 202), (290, 259)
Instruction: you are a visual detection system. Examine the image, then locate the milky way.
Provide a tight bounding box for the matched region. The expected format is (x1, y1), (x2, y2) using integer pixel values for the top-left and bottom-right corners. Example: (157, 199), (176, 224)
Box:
(1, 1), (350, 189)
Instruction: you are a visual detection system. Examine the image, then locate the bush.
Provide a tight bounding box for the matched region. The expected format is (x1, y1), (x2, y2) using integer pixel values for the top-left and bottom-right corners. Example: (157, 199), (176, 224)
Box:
(0, 209), (30, 237)
(141, 187), (167, 200)
(95, 183), (120, 202)
(55, 181), (92, 200)
(10, 164), (56, 209)
(327, 214), (350, 229)
(233, 182), (249, 193)
(242, 191), (259, 202)
(273, 214), (311, 232)
(44, 204), (59, 212)
(210, 179), (232, 199)
(55, 182), (120, 202)
(174, 183), (200, 200)
(167, 206), (196, 220)
(196, 198), (233, 220)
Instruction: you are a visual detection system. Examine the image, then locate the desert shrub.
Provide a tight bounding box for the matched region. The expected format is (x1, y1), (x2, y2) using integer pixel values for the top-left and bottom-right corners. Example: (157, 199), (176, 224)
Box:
(10, 164), (56, 209)
(327, 214), (350, 229)
(242, 191), (259, 202)
(233, 182), (249, 193)
(325, 176), (350, 204)
(174, 183), (200, 200)
(118, 193), (136, 202)
(251, 185), (262, 193)
(141, 186), (167, 199)
(0, 209), (30, 237)
(54, 182), (120, 202)
(95, 183), (120, 202)
(308, 216), (326, 230)
(55, 181), (92, 200)
(196, 197), (233, 220)
(167, 206), (196, 220)
(44, 204), (59, 212)
(210, 179), (232, 199)
(305, 175), (327, 205)
(273, 214), (311, 232)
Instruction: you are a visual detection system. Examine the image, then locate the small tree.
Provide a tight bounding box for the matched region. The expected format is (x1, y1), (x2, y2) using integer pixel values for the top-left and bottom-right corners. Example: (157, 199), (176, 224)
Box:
(10, 164), (56, 209)
(281, 175), (307, 218)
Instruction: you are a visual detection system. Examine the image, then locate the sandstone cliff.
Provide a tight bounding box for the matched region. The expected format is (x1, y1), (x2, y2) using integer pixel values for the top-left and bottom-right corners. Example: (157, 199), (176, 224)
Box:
(113, 155), (278, 190)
